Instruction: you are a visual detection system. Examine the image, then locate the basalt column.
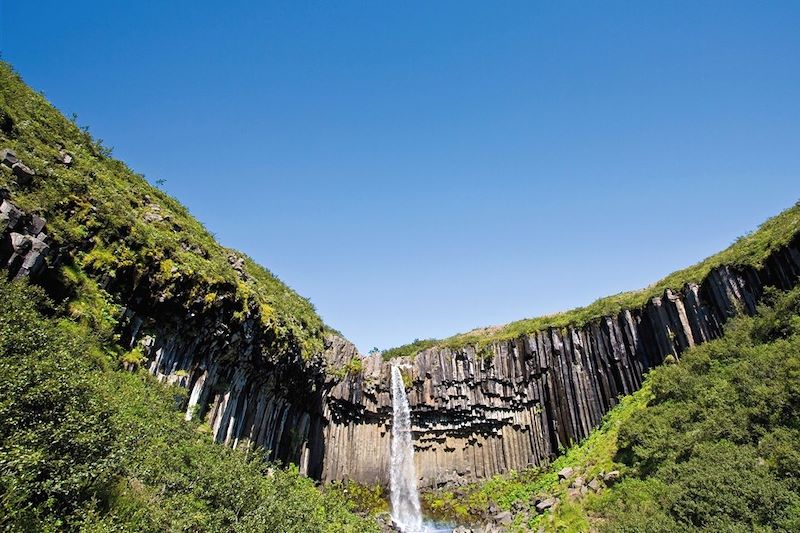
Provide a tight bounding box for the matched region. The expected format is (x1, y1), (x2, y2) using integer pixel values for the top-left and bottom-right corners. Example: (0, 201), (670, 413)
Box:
(321, 234), (800, 488)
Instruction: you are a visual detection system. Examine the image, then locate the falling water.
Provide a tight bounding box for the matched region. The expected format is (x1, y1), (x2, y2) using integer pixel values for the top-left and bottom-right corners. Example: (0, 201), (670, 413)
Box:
(390, 365), (424, 532)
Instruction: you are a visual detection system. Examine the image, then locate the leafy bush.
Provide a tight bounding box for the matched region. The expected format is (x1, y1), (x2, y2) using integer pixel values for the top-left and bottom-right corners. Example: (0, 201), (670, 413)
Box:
(0, 279), (117, 529)
(0, 279), (376, 532)
(424, 286), (800, 532)
(604, 286), (800, 531)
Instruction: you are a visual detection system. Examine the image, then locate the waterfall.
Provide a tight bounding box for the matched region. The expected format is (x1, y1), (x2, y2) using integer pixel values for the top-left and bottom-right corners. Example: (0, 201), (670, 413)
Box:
(390, 365), (423, 532)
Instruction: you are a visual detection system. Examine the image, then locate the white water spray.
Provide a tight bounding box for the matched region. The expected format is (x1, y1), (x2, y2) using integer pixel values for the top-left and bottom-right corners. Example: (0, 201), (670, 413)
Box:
(390, 365), (424, 532)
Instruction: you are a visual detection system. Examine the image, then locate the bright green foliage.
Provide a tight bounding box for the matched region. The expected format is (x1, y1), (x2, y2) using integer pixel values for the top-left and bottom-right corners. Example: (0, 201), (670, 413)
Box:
(382, 338), (439, 360)
(0, 280), (116, 531)
(422, 387), (648, 529)
(430, 286), (800, 532)
(326, 480), (389, 516)
(329, 356), (364, 379)
(601, 286), (800, 532)
(0, 61), (325, 359)
(385, 200), (800, 358)
(0, 279), (376, 532)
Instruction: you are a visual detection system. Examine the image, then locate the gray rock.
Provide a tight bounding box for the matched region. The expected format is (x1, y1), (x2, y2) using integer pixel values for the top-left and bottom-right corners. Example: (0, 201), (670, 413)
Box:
(57, 149), (73, 167)
(571, 476), (584, 488)
(557, 467), (574, 480)
(143, 204), (164, 223)
(12, 162), (34, 184)
(536, 497), (557, 512)
(0, 199), (23, 229)
(493, 511), (513, 525)
(588, 478), (602, 492)
(603, 470), (621, 483)
(0, 148), (18, 167)
(29, 214), (46, 235)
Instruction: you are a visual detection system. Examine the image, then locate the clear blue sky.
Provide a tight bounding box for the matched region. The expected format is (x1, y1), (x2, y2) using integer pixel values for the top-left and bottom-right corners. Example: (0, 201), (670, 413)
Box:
(2, 1), (799, 352)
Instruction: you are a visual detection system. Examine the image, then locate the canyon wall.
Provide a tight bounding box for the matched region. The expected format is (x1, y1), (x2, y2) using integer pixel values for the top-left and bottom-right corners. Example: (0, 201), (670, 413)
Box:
(321, 234), (800, 488)
(5, 192), (800, 490)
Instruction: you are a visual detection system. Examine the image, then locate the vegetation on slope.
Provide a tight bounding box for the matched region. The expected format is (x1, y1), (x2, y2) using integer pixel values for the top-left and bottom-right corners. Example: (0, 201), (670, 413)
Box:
(0, 278), (376, 532)
(424, 284), (800, 532)
(0, 61), (326, 358)
(383, 200), (800, 359)
(0, 61), (375, 530)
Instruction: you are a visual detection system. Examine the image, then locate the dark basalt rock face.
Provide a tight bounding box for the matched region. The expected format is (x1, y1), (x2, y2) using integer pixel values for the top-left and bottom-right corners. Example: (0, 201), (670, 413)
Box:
(4, 193), (800, 489)
(320, 234), (800, 488)
(0, 196), (52, 280)
(0, 196), (334, 479)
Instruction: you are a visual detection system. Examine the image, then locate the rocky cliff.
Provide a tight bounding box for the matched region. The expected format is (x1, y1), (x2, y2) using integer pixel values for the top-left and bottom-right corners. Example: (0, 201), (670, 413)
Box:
(5, 185), (800, 490)
(0, 190), (330, 477)
(5, 58), (799, 502)
(321, 234), (800, 488)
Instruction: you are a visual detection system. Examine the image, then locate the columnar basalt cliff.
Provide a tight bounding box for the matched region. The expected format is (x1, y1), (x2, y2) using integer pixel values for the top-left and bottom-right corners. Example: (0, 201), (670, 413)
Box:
(5, 187), (800, 491)
(0, 191), (333, 478)
(321, 234), (800, 488)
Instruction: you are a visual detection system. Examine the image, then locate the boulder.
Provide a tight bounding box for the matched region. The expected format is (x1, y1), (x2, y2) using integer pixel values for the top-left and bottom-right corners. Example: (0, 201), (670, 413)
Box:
(143, 204), (164, 223)
(493, 511), (513, 525)
(587, 478), (602, 492)
(57, 149), (74, 167)
(603, 470), (621, 483)
(12, 162), (34, 184)
(536, 497), (557, 512)
(29, 214), (46, 235)
(557, 467), (574, 480)
(0, 199), (23, 229)
(0, 148), (18, 167)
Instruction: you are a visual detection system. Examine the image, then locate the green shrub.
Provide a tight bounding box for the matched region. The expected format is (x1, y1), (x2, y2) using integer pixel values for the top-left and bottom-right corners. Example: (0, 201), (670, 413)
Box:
(0, 279), (117, 529)
(0, 279), (376, 532)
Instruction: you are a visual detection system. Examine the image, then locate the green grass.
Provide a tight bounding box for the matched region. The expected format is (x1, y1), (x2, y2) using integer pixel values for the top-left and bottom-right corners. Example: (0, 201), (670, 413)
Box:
(384, 199), (800, 358)
(0, 61), (325, 359)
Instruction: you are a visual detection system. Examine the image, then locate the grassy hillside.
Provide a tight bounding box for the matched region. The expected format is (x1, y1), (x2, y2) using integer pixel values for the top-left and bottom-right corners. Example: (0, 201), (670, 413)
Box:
(383, 200), (800, 359)
(0, 61), (327, 358)
(424, 285), (800, 532)
(0, 62), (377, 531)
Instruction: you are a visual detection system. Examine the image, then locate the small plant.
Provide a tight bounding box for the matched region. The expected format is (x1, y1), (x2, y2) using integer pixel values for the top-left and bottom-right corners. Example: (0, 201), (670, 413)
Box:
(400, 367), (413, 389)
(344, 356), (364, 376)
(120, 346), (146, 368)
